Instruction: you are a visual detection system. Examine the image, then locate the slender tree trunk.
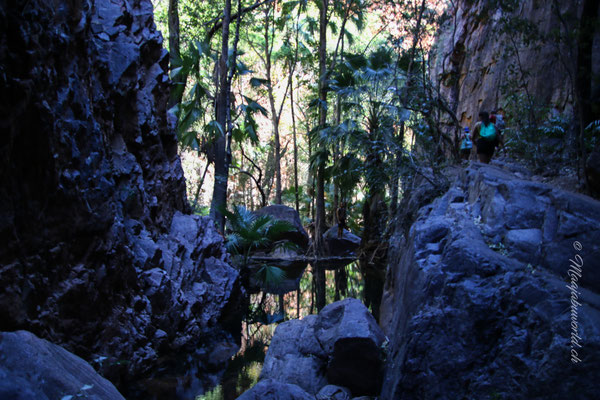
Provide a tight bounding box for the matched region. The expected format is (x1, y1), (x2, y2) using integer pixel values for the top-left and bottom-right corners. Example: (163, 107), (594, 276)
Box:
(209, 0), (233, 232)
(307, 128), (315, 222)
(192, 162), (210, 211)
(314, 0), (329, 312)
(296, 287), (300, 318)
(290, 9), (301, 214)
(168, 0), (184, 109)
(264, 5), (283, 204)
(279, 293), (285, 316)
(316, 263), (326, 311)
(168, 0), (180, 63)
(290, 70), (300, 213)
(315, 0), (329, 255)
(334, 265), (347, 301)
(390, 123), (405, 218)
(332, 33), (345, 226)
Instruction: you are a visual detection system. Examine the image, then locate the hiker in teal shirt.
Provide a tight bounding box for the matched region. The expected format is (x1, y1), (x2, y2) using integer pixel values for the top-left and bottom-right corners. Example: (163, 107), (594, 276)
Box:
(460, 127), (473, 160)
(473, 111), (497, 164)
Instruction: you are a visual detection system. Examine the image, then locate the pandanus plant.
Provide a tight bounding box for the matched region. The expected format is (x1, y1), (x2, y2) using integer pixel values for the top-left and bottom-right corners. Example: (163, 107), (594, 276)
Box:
(222, 205), (298, 287)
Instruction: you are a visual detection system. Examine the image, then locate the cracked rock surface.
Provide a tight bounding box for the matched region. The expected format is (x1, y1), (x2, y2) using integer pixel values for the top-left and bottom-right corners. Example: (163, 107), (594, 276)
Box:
(0, 0), (243, 395)
(380, 163), (600, 400)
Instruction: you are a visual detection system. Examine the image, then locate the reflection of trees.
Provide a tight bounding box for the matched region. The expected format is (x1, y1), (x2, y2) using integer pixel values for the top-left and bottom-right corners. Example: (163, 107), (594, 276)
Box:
(212, 262), (364, 399)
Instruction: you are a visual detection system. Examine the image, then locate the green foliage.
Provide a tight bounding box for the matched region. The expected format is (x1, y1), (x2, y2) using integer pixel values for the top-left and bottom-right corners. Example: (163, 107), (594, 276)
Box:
(170, 41), (213, 152)
(223, 204), (297, 266)
(502, 92), (570, 167)
(255, 263), (286, 286)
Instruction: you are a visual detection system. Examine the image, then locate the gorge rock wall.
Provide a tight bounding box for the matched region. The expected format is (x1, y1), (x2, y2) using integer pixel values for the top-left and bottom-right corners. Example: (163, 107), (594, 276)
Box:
(380, 164), (600, 399)
(431, 0), (599, 127)
(0, 0), (241, 394)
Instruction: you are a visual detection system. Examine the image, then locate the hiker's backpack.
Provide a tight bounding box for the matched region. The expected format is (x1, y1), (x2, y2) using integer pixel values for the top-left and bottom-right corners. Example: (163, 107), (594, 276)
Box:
(480, 123), (496, 141)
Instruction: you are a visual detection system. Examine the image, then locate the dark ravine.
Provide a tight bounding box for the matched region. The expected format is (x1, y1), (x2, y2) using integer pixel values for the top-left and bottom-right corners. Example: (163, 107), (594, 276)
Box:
(380, 163), (600, 399)
(0, 0), (243, 396)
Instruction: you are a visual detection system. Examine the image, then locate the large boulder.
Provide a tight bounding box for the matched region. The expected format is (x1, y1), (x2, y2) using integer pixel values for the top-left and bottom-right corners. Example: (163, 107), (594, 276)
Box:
(254, 205), (310, 249)
(323, 225), (361, 257)
(316, 299), (385, 395)
(257, 298), (385, 397)
(380, 163), (600, 400)
(0, 331), (125, 400)
(259, 316), (328, 394)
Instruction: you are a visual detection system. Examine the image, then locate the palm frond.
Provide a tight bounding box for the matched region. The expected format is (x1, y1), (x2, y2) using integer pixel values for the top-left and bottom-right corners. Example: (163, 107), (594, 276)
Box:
(266, 220), (296, 240)
(255, 264), (287, 286)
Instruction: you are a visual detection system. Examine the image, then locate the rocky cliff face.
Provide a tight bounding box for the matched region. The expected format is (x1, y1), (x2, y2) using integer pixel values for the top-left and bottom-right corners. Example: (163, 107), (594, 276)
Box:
(0, 0), (241, 395)
(431, 0), (598, 127)
(380, 163), (600, 399)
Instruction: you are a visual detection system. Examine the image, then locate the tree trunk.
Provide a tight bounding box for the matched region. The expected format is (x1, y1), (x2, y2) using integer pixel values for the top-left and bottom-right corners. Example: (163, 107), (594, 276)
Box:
(264, 5), (283, 204)
(168, 0), (180, 62)
(279, 293), (285, 316)
(168, 0), (184, 109)
(315, 262), (326, 312)
(296, 287), (300, 318)
(314, 0), (329, 257)
(209, 0), (233, 232)
(390, 122), (405, 218)
(290, 69), (300, 213)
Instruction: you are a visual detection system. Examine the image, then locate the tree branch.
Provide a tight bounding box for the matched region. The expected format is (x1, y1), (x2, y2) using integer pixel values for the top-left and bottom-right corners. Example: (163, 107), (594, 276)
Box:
(206, 0), (274, 42)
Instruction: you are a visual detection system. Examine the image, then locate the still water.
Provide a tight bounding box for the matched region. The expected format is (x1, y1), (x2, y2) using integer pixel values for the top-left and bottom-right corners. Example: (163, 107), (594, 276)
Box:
(196, 261), (364, 400)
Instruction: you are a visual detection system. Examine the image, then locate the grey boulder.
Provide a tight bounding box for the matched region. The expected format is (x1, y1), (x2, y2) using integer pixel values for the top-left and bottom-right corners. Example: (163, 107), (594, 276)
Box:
(323, 225), (361, 257)
(316, 299), (385, 396)
(255, 205), (309, 249)
(0, 331), (125, 400)
(258, 298), (385, 397)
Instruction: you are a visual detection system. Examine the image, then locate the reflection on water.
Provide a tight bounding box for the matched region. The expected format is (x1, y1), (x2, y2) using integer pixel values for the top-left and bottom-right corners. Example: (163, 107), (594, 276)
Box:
(196, 261), (364, 400)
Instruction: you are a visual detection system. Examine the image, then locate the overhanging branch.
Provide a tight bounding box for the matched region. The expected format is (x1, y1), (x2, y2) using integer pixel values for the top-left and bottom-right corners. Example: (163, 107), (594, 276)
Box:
(206, 0), (274, 42)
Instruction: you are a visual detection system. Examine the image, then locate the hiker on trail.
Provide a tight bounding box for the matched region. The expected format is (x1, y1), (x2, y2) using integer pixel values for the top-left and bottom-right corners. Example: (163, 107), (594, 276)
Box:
(460, 127), (473, 161)
(473, 111), (498, 164)
(494, 109), (506, 149)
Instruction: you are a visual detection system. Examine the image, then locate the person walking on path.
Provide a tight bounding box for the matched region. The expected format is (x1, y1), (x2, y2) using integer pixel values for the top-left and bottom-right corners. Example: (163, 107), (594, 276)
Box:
(473, 111), (498, 164)
(460, 127), (473, 161)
